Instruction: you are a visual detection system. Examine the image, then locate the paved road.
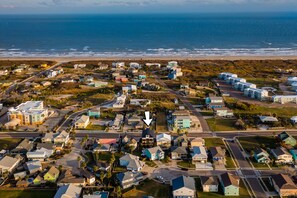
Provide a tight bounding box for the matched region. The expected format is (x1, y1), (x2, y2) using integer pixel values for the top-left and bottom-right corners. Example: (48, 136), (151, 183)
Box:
(226, 140), (267, 198)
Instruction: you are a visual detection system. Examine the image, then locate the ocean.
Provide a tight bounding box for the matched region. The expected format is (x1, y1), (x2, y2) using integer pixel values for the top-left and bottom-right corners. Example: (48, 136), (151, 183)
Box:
(1, 13), (297, 57)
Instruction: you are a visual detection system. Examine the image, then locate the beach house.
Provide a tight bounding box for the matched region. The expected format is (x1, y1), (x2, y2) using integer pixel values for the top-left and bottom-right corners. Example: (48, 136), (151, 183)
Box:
(144, 146), (164, 160)
(278, 131), (297, 147)
(270, 174), (297, 197)
(44, 166), (60, 183)
(171, 176), (196, 198)
(254, 148), (271, 163)
(220, 172), (240, 196)
(7, 101), (48, 125)
(200, 176), (219, 192)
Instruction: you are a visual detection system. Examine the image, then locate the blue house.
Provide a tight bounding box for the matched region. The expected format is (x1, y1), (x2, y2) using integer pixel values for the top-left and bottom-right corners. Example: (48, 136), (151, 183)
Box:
(87, 107), (100, 119)
(290, 149), (297, 161)
(205, 96), (224, 109)
(168, 72), (177, 80)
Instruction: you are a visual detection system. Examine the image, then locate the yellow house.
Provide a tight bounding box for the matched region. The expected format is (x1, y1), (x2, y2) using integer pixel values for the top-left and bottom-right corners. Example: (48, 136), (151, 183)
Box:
(40, 63), (49, 69)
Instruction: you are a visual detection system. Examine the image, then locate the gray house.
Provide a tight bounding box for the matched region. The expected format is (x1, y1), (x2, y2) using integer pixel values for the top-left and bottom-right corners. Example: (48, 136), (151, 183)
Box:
(171, 176), (196, 198)
(171, 146), (188, 160)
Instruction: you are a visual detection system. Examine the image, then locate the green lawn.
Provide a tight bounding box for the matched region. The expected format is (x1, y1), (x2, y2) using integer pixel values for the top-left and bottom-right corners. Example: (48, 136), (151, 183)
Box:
(0, 138), (22, 150)
(123, 179), (170, 198)
(0, 190), (56, 198)
(86, 124), (106, 131)
(144, 159), (157, 167)
(204, 138), (236, 169)
(177, 160), (196, 169)
(195, 177), (250, 198)
(204, 138), (226, 148)
(206, 118), (237, 131)
(237, 136), (278, 153)
(200, 111), (214, 117)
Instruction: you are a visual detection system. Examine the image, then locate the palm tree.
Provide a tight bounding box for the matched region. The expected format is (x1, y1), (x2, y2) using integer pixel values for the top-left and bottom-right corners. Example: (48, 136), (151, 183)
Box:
(100, 172), (105, 185)
(80, 161), (86, 169)
(77, 156), (81, 167)
(93, 165), (99, 173)
(106, 170), (112, 187)
(116, 186), (122, 198)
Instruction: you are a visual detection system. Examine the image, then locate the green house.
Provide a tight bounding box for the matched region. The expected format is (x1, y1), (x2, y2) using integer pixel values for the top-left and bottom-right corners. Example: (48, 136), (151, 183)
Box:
(44, 166), (60, 183)
(278, 132), (297, 147)
(33, 175), (42, 185)
(220, 173), (240, 196)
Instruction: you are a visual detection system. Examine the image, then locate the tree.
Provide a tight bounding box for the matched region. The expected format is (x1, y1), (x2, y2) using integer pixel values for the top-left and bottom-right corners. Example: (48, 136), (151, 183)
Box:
(93, 165), (99, 173)
(93, 151), (100, 162)
(106, 170), (112, 187)
(116, 186), (122, 198)
(77, 156), (81, 167)
(109, 153), (116, 166)
(100, 172), (105, 185)
(80, 161), (86, 169)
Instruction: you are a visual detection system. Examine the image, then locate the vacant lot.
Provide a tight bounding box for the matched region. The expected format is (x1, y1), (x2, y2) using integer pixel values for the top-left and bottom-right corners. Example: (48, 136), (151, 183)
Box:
(206, 118), (237, 131)
(123, 179), (170, 198)
(0, 138), (22, 150)
(0, 190), (56, 198)
(156, 111), (167, 132)
(237, 136), (278, 153)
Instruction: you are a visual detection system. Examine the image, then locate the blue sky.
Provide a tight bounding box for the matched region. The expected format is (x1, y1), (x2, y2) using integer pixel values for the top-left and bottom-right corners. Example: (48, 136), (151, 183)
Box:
(1, 0), (297, 14)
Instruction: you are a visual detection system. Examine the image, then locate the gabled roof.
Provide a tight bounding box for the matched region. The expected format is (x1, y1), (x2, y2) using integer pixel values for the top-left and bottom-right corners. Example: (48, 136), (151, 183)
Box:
(156, 133), (172, 142)
(0, 156), (20, 168)
(209, 147), (225, 158)
(171, 146), (187, 155)
(116, 172), (133, 182)
(271, 174), (297, 190)
(278, 131), (295, 141)
(46, 166), (60, 178)
(254, 147), (268, 156)
(271, 147), (290, 156)
(146, 146), (163, 155)
(220, 172), (239, 187)
(200, 176), (219, 186)
(55, 130), (69, 139)
(76, 115), (89, 124)
(192, 146), (207, 158)
(142, 128), (155, 138)
(172, 176), (195, 191)
(54, 184), (82, 198)
(26, 160), (42, 172)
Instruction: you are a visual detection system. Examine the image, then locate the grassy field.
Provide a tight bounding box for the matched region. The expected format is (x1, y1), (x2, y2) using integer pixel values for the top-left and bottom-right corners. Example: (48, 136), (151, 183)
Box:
(0, 190), (56, 198)
(123, 179), (170, 198)
(0, 138), (22, 150)
(177, 160), (196, 169)
(156, 111), (168, 132)
(86, 124), (106, 131)
(206, 118), (237, 131)
(195, 177), (250, 198)
(237, 136), (278, 153)
(204, 138), (226, 148)
(204, 138), (236, 169)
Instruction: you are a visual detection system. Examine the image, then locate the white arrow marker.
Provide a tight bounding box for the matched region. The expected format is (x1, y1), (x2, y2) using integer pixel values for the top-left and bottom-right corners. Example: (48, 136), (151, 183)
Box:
(143, 111), (153, 127)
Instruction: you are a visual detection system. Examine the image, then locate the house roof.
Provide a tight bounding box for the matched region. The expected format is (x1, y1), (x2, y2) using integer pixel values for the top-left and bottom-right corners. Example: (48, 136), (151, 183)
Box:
(26, 160), (42, 172)
(0, 156), (19, 168)
(76, 115), (89, 124)
(146, 146), (163, 155)
(171, 146), (188, 154)
(191, 137), (205, 144)
(120, 154), (144, 170)
(254, 147), (268, 156)
(271, 174), (297, 190)
(259, 116), (278, 122)
(172, 176), (196, 191)
(272, 147), (290, 156)
(220, 173), (239, 187)
(142, 128), (155, 138)
(55, 130), (69, 139)
(116, 172), (133, 182)
(192, 146), (207, 157)
(156, 133), (172, 142)
(209, 147), (225, 158)
(46, 166), (60, 178)
(200, 176), (219, 186)
(278, 131), (295, 142)
(54, 184), (82, 198)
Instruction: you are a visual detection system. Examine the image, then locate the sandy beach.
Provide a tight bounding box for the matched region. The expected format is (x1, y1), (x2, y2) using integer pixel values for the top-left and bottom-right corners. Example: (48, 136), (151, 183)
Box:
(0, 55), (297, 62)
